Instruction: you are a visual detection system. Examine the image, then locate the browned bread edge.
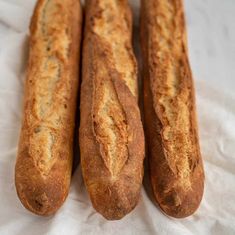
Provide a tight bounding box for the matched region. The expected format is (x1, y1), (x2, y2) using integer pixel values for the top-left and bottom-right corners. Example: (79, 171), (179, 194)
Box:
(140, 0), (204, 218)
(79, 0), (145, 220)
(15, 0), (82, 216)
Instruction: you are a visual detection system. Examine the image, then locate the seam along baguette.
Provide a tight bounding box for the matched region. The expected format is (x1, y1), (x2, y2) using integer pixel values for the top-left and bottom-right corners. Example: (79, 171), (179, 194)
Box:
(140, 0), (204, 218)
(79, 0), (145, 220)
(15, 0), (82, 216)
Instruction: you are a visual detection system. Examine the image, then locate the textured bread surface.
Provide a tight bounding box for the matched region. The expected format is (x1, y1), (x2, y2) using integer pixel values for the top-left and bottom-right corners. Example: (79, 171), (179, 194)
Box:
(141, 0), (204, 218)
(15, 0), (82, 216)
(79, 0), (145, 220)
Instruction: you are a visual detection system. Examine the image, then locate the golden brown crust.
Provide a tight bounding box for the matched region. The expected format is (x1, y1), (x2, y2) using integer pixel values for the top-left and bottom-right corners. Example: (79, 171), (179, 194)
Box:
(140, 0), (204, 218)
(15, 0), (82, 216)
(79, 0), (145, 220)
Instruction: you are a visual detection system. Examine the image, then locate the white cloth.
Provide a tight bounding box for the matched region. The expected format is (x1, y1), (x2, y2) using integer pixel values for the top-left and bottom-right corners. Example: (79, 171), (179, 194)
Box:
(0, 0), (235, 234)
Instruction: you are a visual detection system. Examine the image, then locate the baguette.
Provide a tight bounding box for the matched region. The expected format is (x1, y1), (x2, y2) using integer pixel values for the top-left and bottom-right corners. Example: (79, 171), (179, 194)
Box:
(79, 0), (145, 220)
(15, 0), (82, 216)
(140, 0), (204, 218)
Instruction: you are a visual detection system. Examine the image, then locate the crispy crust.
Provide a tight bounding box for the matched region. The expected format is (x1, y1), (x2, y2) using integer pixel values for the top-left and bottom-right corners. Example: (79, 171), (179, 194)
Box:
(140, 0), (204, 218)
(79, 0), (145, 220)
(15, 0), (82, 216)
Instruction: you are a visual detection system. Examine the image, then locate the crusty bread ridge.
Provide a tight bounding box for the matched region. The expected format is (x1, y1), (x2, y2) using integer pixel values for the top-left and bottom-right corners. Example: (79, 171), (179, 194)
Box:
(140, 0), (204, 218)
(79, 0), (145, 220)
(15, 0), (82, 216)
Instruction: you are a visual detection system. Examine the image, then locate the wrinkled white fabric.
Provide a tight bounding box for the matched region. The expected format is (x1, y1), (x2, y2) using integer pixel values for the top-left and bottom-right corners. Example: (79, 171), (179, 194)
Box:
(0, 0), (235, 234)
